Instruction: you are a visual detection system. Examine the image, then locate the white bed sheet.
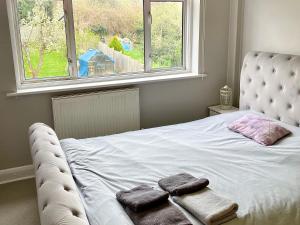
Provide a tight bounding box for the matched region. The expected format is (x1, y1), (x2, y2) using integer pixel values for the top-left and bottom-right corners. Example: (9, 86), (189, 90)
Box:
(60, 110), (300, 225)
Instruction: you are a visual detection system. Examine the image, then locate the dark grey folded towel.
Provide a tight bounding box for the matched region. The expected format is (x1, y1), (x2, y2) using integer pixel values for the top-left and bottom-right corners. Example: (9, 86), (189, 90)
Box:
(116, 185), (169, 212)
(159, 173), (209, 196)
(117, 185), (192, 225)
(125, 201), (192, 225)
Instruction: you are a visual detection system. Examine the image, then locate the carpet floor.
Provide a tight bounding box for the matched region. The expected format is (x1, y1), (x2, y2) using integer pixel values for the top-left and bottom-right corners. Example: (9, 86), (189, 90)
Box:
(0, 179), (40, 225)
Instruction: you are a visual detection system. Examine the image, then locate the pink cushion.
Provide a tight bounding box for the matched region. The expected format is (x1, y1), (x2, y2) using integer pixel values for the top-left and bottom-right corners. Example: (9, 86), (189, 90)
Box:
(228, 114), (291, 146)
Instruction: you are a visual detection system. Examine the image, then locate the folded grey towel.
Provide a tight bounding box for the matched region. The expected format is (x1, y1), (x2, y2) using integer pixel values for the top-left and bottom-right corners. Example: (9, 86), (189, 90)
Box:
(159, 173), (209, 196)
(125, 201), (193, 225)
(116, 185), (169, 212)
(173, 188), (239, 225)
(117, 185), (192, 225)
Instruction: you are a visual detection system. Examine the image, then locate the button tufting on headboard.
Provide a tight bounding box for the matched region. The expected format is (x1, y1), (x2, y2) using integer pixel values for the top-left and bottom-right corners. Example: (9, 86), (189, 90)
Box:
(290, 71), (296, 77)
(28, 123), (90, 225)
(240, 52), (300, 126)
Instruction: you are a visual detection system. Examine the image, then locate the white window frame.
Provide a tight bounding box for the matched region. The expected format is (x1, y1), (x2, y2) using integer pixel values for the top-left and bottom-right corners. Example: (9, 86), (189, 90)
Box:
(6, 0), (205, 93)
(144, 0), (188, 73)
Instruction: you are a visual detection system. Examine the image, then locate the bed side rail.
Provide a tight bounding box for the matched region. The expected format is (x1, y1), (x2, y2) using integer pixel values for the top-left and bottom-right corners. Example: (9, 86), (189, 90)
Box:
(29, 123), (90, 225)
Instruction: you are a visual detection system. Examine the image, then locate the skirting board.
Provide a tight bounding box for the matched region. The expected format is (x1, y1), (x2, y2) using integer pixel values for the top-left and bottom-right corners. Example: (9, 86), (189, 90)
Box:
(0, 165), (35, 185)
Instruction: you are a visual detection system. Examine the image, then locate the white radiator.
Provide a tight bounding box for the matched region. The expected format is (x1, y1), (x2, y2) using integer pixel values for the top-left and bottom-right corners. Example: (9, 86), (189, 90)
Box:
(52, 88), (140, 139)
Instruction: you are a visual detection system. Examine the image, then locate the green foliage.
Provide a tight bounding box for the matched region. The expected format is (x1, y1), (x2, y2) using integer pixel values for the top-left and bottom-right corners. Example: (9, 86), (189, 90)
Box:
(17, 0), (34, 20)
(18, 0), (184, 78)
(23, 49), (68, 79)
(109, 36), (124, 52)
(151, 2), (183, 68)
(91, 25), (108, 38)
(20, 0), (66, 78)
(18, 0), (54, 21)
(75, 30), (100, 56)
(123, 43), (144, 64)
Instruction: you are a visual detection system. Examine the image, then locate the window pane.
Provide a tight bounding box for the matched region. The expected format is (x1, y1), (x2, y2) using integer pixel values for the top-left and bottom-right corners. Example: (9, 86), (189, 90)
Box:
(72, 0), (144, 77)
(17, 0), (69, 79)
(151, 1), (183, 69)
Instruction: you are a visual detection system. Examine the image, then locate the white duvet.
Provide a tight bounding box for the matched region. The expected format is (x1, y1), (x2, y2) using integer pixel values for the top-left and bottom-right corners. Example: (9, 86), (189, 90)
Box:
(60, 111), (300, 225)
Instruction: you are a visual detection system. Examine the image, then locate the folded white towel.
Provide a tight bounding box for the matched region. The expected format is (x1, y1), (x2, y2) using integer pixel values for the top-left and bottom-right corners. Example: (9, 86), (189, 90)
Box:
(173, 188), (238, 225)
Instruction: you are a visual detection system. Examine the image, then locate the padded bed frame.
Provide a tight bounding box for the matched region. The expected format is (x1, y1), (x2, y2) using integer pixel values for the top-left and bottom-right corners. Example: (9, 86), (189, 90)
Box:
(29, 51), (300, 225)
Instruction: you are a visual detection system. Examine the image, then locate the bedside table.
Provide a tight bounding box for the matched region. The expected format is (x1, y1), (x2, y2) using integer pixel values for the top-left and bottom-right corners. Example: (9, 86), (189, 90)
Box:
(208, 105), (239, 116)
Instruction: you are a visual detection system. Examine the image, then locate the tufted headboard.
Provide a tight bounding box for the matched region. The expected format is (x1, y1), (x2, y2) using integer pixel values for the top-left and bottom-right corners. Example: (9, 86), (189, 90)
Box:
(240, 51), (300, 127)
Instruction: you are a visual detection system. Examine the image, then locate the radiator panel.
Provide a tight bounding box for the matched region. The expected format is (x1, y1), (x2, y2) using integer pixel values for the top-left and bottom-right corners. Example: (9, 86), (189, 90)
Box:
(52, 88), (140, 139)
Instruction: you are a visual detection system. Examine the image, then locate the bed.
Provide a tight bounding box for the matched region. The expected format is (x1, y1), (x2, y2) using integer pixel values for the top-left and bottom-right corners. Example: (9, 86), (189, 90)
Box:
(29, 52), (300, 225)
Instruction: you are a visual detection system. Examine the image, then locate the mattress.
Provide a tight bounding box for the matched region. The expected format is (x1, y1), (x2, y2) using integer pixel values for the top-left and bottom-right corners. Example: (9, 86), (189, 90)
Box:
(60, 110), (300, 225)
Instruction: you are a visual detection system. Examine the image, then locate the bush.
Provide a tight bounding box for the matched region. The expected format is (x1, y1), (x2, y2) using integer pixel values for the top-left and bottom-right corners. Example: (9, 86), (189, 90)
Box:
(109, 36), (124, 52)
(91, 25), (108, 38)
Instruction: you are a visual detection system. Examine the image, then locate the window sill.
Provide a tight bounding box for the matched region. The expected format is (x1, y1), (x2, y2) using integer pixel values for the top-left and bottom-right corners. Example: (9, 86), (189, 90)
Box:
(7, 73), (207, 97)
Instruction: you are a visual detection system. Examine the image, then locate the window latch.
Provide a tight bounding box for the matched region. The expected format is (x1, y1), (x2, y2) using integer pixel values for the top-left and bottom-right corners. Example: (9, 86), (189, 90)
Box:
(149, 12), (152, 24)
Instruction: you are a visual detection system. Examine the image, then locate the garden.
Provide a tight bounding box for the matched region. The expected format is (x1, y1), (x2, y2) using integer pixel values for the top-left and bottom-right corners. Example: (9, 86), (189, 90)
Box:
(17, 0), (183, 79)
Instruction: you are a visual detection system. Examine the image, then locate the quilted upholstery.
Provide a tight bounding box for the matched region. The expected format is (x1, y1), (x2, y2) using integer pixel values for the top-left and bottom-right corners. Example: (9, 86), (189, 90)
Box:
(240, 52), (300, 127)
(29, 123), (90, 225)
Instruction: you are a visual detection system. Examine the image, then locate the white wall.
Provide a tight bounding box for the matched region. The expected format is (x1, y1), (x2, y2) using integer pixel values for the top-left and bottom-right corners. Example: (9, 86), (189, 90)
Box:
(231, 0), (300, 103)
(0, 0), (230, 170)
(242, 0), (300, 57)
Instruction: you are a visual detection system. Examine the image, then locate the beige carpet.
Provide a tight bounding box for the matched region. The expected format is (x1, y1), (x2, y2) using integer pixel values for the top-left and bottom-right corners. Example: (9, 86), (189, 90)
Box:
(0, 179), (40, 225)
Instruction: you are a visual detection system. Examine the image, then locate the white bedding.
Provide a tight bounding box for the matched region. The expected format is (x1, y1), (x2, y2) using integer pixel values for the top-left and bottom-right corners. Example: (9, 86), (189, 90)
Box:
(60, 110), (300, 225)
